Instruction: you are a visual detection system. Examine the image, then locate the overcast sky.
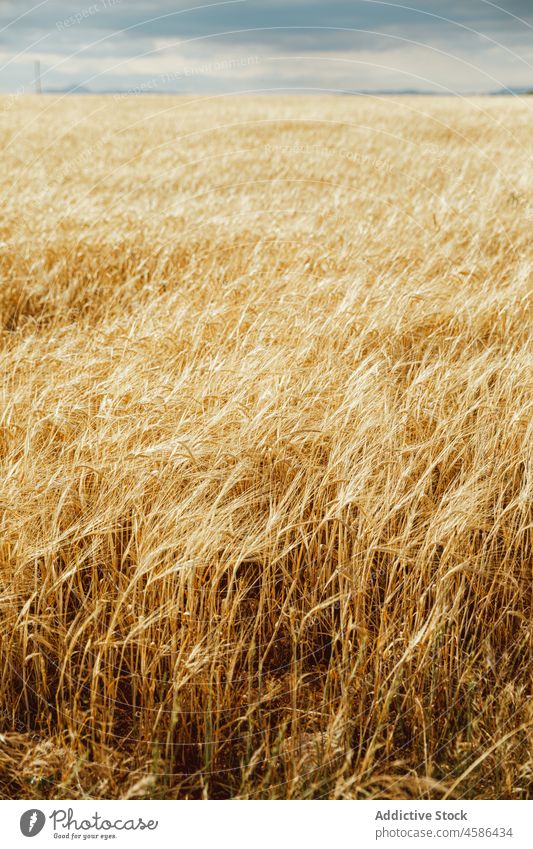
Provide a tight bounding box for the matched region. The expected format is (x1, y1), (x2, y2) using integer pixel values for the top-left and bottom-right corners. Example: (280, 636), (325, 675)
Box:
(1, 1), (532, 94)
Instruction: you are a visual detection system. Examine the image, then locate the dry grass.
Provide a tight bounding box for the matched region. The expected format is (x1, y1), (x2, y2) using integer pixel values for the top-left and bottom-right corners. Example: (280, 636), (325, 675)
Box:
(0, 94), (531, 800)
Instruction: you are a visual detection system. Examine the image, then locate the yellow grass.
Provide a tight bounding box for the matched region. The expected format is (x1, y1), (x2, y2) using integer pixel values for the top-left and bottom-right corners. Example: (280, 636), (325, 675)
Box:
(0, 95), (531, 800)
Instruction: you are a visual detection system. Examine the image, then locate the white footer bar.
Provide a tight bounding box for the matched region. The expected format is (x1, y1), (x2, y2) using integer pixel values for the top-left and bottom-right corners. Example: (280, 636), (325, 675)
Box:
(2, 799), (531, 849)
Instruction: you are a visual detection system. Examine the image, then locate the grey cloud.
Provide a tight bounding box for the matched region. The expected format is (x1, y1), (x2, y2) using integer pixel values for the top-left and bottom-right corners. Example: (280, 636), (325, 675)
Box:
(0, 1), (531, 93)
(3, 1), (533, 38)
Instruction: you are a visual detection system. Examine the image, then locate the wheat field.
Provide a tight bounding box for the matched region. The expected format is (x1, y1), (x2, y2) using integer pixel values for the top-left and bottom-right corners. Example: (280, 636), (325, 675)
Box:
(0, 94), (531, 800)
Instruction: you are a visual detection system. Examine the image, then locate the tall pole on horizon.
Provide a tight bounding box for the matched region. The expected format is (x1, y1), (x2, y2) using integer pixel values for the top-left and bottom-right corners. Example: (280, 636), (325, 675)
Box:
(34, 60), (42, 94)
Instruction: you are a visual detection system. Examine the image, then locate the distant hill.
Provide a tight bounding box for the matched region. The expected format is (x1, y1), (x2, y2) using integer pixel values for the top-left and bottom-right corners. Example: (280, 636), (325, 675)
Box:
(490, 86), (533, 95)
(37, 84), (533, 96)
(44, 84), (93, 94)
